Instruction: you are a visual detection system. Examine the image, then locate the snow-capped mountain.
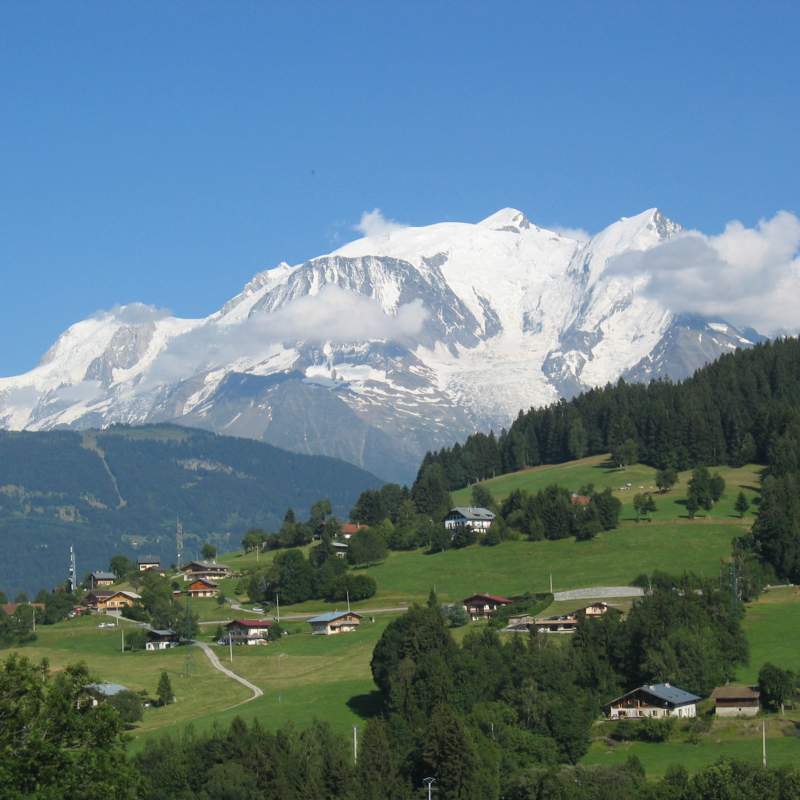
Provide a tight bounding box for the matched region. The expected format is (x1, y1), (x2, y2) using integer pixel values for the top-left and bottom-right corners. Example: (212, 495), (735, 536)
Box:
(0, 208), (757, 484)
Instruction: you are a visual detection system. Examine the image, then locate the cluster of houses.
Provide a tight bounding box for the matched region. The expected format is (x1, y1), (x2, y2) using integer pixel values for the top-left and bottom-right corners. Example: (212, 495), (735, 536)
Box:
(462, 591), (763, 718)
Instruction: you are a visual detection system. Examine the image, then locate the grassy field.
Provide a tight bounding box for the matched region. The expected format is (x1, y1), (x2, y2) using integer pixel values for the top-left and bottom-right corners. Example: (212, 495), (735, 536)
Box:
(452, 457), (763, 524)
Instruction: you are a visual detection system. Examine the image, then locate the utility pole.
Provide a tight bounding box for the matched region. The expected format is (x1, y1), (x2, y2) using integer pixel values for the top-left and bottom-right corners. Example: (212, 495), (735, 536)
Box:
(763, 720), (767, 766)
(229, 631), (233, 663)
(276, 595), (280, 623)
(32, 608), (35, 633)
(121, 628), (124, 652)
(353, 725), (358, 763)
(176, 517), (183, 568)
(423, 777), (436, 800)
(347, 591), (351, 613)
(549, 573), (553, 594)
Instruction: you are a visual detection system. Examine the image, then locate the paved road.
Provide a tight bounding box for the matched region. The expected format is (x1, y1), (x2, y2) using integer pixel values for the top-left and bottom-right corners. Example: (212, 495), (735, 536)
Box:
(198, 605), (409, 626)
(193, 640), (263, 707)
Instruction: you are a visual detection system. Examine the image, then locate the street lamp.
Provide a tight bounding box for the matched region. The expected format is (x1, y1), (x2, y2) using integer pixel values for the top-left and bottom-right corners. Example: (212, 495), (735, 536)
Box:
(423, 777), (436, 800)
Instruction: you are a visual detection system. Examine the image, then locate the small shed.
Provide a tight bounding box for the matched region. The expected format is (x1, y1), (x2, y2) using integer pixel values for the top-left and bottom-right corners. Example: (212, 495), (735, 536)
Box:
(710, 685), (760, 717)
(308, 611), (363, 635)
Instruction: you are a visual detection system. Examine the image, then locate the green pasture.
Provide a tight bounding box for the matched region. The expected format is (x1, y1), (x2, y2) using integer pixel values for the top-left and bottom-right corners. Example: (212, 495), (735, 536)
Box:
(738, 586), (800, 683)
(361, 522), (743, 607)
(582, 717), (800, 776)
(20, 614), (251, 731)
(452, 457), (763, 524)
(127, 613), (396, 753)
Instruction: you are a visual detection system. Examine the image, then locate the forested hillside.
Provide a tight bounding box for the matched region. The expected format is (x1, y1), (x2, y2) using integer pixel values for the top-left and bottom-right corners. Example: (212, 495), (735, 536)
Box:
(0, 424), (381, 597)
(417, 337), (800, 486)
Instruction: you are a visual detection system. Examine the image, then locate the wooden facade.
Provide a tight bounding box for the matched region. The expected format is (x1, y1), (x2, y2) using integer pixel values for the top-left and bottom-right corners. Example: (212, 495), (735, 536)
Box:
(308, 611), (362, 635)
(608, 684), (700, 720)
(461, 594), (512, 621)
(710, 685), (760, 717)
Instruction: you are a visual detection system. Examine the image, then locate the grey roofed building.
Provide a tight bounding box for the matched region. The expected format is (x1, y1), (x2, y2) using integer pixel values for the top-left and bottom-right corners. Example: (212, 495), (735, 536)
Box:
(87, 682), (129, 697)
(444, 507), (496, 530)
(90, 571), (116, 580)
(608, 683), (702, 719)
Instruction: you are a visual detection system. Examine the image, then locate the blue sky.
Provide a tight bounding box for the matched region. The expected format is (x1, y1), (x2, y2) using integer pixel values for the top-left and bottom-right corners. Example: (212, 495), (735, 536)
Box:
(1, 1), (798, 375)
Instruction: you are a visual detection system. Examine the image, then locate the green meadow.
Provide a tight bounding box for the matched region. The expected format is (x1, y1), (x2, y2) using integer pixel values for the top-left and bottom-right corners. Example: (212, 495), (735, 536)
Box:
(9, 456), (793, 776)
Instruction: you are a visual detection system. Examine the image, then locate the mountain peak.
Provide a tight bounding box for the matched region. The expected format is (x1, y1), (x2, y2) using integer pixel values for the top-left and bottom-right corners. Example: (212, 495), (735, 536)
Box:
(478, 208), (533, 233)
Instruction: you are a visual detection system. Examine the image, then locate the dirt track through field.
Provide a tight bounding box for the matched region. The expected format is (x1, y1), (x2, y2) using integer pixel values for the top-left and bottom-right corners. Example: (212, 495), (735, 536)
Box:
(193, 640), (263, 708)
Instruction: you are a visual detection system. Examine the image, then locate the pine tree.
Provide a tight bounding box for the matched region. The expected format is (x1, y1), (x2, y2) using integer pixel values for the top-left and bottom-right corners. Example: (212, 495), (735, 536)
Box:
(157, 671), (175, 706)
(734, 491), (750, 519)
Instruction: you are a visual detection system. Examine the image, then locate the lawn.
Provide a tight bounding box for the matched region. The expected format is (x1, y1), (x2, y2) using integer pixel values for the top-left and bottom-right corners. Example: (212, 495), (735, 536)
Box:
(361, 522), (743, 607)
(452, 457), (763, 524)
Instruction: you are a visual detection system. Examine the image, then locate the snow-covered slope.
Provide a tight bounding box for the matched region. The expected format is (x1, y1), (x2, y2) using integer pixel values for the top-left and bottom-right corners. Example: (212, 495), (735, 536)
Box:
(0, 208), (757, 483)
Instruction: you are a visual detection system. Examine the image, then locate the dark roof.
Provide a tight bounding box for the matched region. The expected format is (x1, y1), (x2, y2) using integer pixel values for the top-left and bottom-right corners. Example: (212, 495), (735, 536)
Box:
(137, 556), (160, 564)
(90, 572), (116, 580)
(188, 578), (218, 588)
(462, 593), (512, 604)
(86, 590), (116, 598)
(711, 685), (760, 701)
(447, 507), (496, 521)
(182, 560), (229, 570)
(148, 629), (178, 637)
(228, 619), (271, 628)
(609, 683), (701, 707)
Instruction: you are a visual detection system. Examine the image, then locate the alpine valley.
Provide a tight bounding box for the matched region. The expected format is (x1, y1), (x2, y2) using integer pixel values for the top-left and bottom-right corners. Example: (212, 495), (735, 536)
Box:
(0, 208), (761, 484)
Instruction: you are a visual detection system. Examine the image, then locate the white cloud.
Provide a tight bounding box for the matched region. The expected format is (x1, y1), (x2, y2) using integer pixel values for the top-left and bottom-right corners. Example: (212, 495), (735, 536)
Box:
(606, 211), (800, 336)
(93, 302), (173, 324)
(551, 225), (591, 242)
(354, 209), (407, 239)
(140, 285), (428, 388)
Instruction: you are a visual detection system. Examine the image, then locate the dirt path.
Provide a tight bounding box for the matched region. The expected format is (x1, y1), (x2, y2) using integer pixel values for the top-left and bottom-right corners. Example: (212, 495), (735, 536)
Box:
(193, 640), (263, 708)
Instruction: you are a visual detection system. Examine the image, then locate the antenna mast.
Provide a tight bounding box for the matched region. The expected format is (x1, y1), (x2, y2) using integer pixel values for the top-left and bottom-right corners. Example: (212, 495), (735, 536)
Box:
(68, 545), (76, 593)
(176, 517), (183, 567)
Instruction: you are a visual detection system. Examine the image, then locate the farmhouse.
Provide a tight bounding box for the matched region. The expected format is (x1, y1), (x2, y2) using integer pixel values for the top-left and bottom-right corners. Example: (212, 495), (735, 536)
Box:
(332, 542), (349, 558)
(340, 523), (369, 539)
(608, 683), (700, 719)
(2, 603), (45, 616)
(186, 578), (218, 598)
(90, 571), (116, 588)
(307, 611), (362, 635)
(82, 590), (141, 612)
(146, 629), (179, 650)
(226, 619), (271, 645)
(445, 507), (496, 531)
(83, 682), (129, 707)
(710, 685), (761, 717)
(181, 560), (230, 582)
(535, 602), (622, 633)
(137, 556), (161, 571)
(461, 593), (512, 621)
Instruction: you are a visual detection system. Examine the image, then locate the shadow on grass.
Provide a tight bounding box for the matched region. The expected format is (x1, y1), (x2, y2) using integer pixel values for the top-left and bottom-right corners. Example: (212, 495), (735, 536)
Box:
(346, 690), (383, 720)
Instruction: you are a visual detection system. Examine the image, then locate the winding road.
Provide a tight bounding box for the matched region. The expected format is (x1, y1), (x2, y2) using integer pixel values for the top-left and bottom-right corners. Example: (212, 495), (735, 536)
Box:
(192, 640), (263, 708)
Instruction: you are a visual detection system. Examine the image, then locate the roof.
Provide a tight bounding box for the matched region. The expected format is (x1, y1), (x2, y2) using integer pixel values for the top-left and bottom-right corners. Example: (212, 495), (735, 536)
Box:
(341, 523), (369, 534)
(446, 507), (496, 521)
(462, 593), (512, 604)
(87, 682), (129, 697)
(308, 611), (364, 623)
(188, 578), (218, 588)
(1, 603), (45, 616)
(90, 572), (116, 580)
(111, 591), (141, 600)
(609, 683), (702, 707)
(711, 685), (760, 701)
(182, 560), (229, 570)
(148, 629), (178, 637)
(228, 619), (271, 628)
(137, 556), (160, 564)
(86, 591), (116, 599)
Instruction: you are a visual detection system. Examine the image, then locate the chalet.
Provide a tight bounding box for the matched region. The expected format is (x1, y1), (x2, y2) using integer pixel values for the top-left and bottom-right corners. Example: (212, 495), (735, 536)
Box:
(186, 578), (218, 598)
(445, 507), (495, 531)
(535, 602), (622, 633)
(332, 542), (349, 558)
(570, 493), (590, 506)
(462, 593), (512, 621)
(81, 590), (141, 612)
(308, 611), (362, 635)
(226, 619), (271, 645)
(180, 560), (231, 582)
(90, 571), (116, 589)
(710, 685), (761, 717)
(608, 683), (700, 719)
(137, 556), (161, 571)
(340, 523), (369, 539)
(146, 629), (179, 650)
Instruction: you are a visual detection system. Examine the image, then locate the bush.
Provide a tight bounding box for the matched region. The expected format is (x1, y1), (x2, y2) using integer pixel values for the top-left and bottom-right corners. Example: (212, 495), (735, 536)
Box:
(323, 573), (377, 602)
(447, 604), (470, 628)
(108, 690), (143, 724)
